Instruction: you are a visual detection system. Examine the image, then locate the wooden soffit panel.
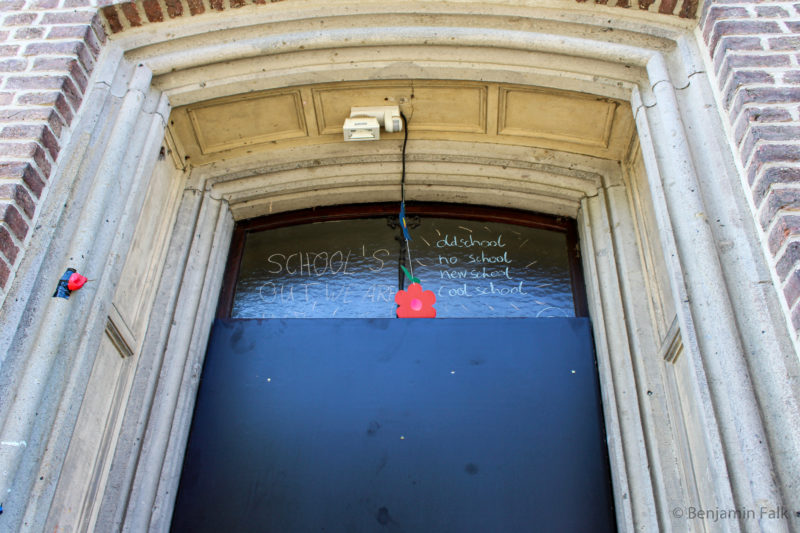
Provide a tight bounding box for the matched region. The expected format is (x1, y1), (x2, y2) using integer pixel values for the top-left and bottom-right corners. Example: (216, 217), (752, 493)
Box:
(188, 90), (307, 153)
(169, 80), (634, 166)
(313, 83), (487, 135)
(498, 87), (617, 148)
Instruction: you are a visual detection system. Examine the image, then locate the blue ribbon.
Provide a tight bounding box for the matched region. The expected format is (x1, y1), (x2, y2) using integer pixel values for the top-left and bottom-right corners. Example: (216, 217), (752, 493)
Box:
(53, 268), (76, 299)
(399, 202), (412, 241)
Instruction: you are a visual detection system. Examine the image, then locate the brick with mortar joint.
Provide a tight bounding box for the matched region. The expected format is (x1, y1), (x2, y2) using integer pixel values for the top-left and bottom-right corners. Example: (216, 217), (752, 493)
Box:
(717, 52), (791, 84)
(52, 75), (83, 112)
(0, 256), (10, 288)
(759, 185), (800, 229)
(769, 36), (800, 51)
(0, 45), (21, 57)
(32, 57), (81, 72)
(187, 0), (206, 15)
(724, 70), (776, 108)
(120, 2), (143, 26)
(678, 0), (697, 18)
(0, 226), (19, 264)
(101, 6), (123, 32)
(2, 124), (59, 160)
(0, 143), (52, 180)
(659, 0), (677, 15)
(17, 91), (65, 107)
(755, 6), (790, 18)
(64, 59), (89, 92)
(90, 13), (108, 44)
(0, 0), (26, 10)
(14, 27), (47, 40)
(3, 13), (38, 26)
(747, 143), (800, 187)
(776, 241), (800, 281)
(7, 75), (75, 91)
(46, 108), (65, 137)
(0, 183), (35, 219)
(15, 92), (75, 126)
(785, 71), (800, 84)
(0, 108), (65, 138)
(783, 270), (800, 308)
(41, 10), (98, 25)
(22, 42), (96, 76)
(31, 0), (60, 8)
(730, 86), (800, 119)
(734, 106), (794, 145)
(710, 20), (782, 57)
(46, 24), (94, 39)
(701, 0), (742, 27)
(739, 124), (800, 167)
(0, 59), (27, 72)
(164, 0), (183, 17)
(712, 36), (765, 71)
(769, 213), (800, 255)
(142, 0), (163, 22)
(0, 162), (47, 198)
(73, 49), (96, 81)
(0, 204), (29, 241)
(47, 24), (105, 60)
(17, 76), (83, 116)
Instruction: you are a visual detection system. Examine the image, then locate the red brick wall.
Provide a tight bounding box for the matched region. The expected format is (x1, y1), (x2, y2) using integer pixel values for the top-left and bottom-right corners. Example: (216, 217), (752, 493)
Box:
(700, 1), (800, 333)
(0, 0), (104, 292)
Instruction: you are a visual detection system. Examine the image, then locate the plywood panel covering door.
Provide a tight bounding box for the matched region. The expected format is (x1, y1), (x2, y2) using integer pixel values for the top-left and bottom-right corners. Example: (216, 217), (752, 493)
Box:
(171, 318), (616, 532)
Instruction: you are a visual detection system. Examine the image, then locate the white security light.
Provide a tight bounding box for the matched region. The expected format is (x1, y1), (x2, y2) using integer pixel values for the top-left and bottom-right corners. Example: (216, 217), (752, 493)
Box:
(343, 116), (381, 141)
(343, 106), (403, 141)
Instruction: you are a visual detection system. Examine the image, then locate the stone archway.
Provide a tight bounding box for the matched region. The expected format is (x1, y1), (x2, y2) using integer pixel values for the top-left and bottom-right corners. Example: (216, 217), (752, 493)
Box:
(1, 3), (798, 532)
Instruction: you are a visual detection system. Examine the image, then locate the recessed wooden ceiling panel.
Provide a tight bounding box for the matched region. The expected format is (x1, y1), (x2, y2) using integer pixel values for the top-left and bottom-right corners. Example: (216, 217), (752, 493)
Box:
(313, 83), (487, 135)
(169, 80), (634, 166)
(188, 90), (307, 154)
(498, 87), (617, 148)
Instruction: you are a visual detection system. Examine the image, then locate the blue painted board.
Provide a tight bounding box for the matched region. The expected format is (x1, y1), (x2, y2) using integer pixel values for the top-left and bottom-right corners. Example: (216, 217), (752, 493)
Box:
(171, 318), (615, 533)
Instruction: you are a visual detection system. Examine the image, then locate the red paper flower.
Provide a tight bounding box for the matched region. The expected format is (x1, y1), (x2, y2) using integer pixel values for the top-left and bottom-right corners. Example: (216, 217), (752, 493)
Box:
(395, 283), (436, 318)
(67, 272), (87, 291)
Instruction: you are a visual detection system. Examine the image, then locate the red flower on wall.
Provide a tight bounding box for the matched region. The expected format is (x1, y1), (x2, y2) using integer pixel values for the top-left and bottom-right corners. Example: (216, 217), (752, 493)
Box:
(395, 283), (436, 318)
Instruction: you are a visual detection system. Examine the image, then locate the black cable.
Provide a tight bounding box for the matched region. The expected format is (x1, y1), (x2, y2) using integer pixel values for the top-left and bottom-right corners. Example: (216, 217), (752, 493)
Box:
(400, 111), (408, 204)
(398, 111), (414, 288)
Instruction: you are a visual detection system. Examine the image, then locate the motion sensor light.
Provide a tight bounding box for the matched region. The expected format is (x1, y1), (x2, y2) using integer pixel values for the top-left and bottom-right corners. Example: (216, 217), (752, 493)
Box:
(343, 106), (403, 141)
(343, 117), (381, 141)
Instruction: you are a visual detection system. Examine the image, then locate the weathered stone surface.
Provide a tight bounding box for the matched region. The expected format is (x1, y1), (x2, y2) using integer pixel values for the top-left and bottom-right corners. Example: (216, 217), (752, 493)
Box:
(0, 3), (798, 533)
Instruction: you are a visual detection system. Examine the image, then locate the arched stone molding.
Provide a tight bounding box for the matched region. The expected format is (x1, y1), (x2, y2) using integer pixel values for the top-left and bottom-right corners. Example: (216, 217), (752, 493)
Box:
(195, 142), (612, 220)
(0, 4), (798, 532)
(123, 5), (686, 100)
(101, 0), (699, 44)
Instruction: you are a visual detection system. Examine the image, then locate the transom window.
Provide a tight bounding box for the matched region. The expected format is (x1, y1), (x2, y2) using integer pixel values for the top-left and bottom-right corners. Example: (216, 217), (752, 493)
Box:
(220, 204), (586, 318)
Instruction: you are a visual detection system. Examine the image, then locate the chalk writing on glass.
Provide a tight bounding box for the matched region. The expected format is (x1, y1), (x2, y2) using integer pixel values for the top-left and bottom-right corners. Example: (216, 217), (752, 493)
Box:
(231, 217), (575, 318)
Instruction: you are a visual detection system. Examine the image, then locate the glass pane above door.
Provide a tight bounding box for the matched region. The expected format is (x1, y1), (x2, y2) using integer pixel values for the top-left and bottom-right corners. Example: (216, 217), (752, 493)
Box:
(231, 214), (576, 318)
